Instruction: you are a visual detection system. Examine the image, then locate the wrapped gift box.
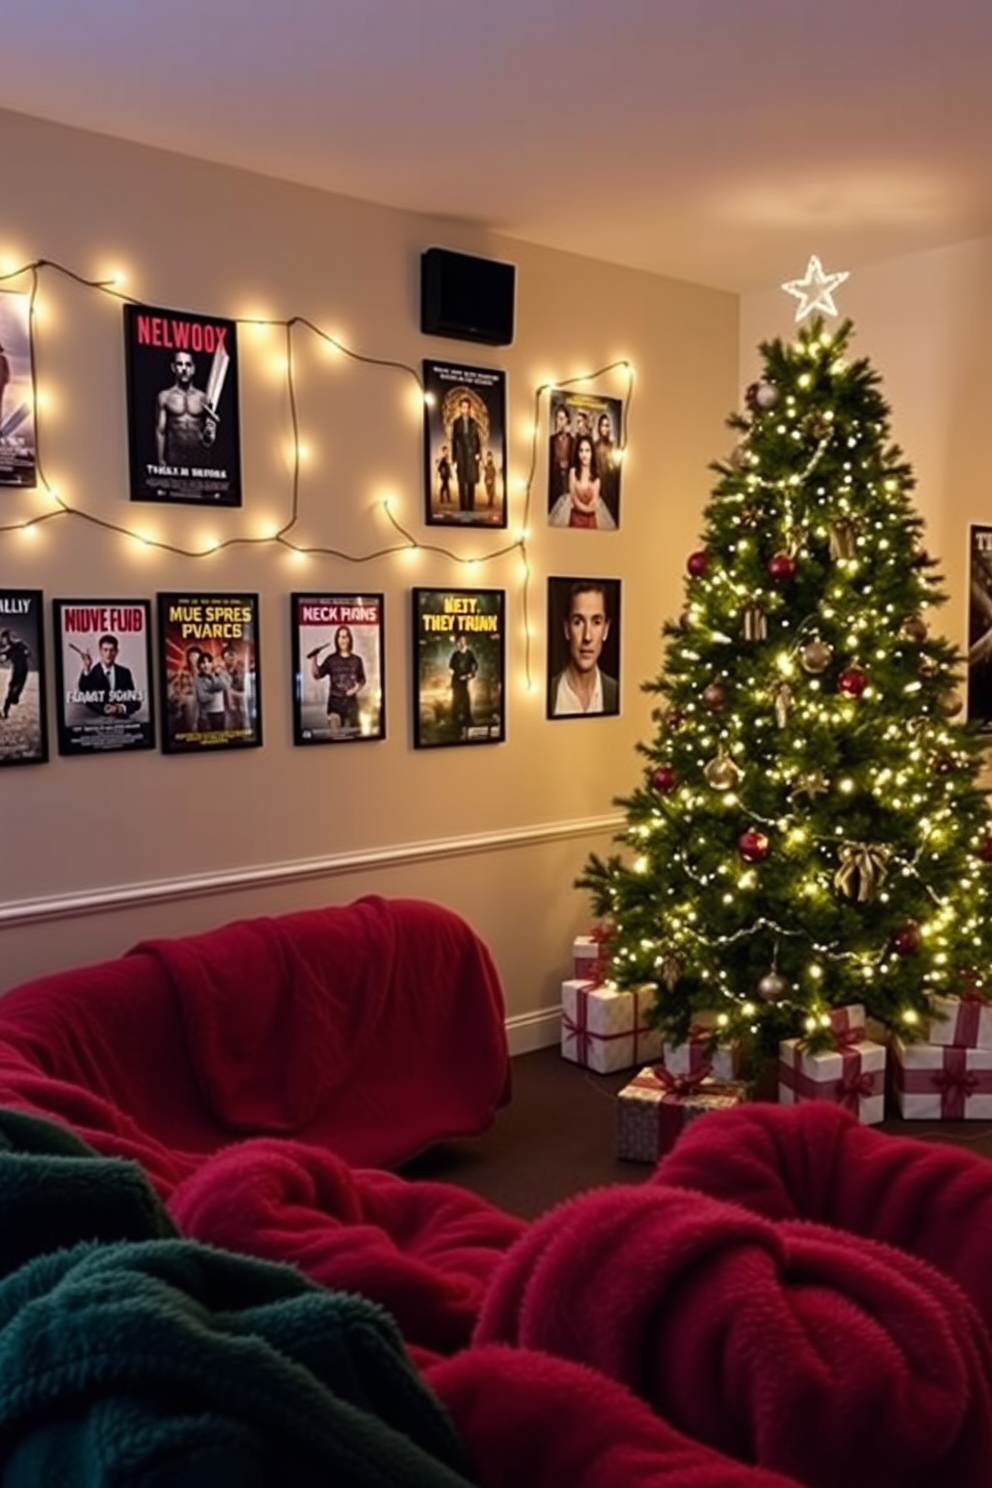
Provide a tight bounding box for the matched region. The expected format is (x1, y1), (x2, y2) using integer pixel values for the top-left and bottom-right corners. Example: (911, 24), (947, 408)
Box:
(662, 1024), (738, 1082)
(822, 1003), (866, 1039)
(617, 1066), (750, 1163)
(560, 980), (663, 1074)
(890, 1036), (992, 1120)
(779, 1037), (886, 1125)
(572, 934), (609, 982)
(926, 993), (992, 1051)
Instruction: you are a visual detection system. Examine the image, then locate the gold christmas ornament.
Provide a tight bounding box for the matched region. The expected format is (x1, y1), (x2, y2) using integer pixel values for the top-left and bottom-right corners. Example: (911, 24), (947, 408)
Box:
(834, 843), (888, 903)
(829, 519), (857, 560)
(792, 769), (830, 802)
(704, 754), (741, 792)
(660, 955), (681, 991)
(918, 655), (940, 679)
(799, 639), (832, 674)
(742, 605), (768, 641)
(901, 615), (928, 644)
(773, 682), (794, 729)
(940, 693), (964, 718)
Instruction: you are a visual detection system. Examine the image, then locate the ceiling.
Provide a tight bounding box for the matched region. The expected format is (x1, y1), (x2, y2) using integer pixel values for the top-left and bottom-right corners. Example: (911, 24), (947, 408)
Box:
(2, 0), (991, 294)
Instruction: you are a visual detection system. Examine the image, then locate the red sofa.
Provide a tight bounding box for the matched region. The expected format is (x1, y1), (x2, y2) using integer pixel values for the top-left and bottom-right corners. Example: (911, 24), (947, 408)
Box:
(0, 894), (511, 1195)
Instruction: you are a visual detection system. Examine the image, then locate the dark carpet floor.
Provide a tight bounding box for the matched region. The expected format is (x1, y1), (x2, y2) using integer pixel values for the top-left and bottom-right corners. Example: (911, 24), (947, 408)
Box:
(402, 1044), (992, 1219)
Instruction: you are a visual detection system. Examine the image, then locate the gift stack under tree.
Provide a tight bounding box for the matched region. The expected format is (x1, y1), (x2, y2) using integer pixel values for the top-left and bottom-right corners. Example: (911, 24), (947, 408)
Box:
(576, 260), (992, 1082)
(890, 990), (992, 1120)
(779, 1003), (886, 1125)
(560, 931), (663, 1074)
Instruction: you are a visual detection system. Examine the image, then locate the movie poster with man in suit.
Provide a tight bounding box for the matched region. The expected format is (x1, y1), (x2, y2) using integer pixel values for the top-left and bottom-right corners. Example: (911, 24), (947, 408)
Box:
(52, 598), (155, 756)
(124, 302), (242, 506)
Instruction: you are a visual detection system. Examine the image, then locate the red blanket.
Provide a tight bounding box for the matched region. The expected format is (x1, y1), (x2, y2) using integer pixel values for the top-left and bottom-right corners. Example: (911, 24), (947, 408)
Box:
(0, 896), (509, 1179)
(428, 1346), (802, 1488)
(132, 896), (509, 1164)
(656, 1099), (992, 1331)
(473, 1169), (992, 1487)
(169, 1136), (525, 1366)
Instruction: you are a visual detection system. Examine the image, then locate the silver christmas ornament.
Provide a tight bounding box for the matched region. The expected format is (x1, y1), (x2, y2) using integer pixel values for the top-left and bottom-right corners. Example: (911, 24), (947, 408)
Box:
(757, 971), (789, 1003)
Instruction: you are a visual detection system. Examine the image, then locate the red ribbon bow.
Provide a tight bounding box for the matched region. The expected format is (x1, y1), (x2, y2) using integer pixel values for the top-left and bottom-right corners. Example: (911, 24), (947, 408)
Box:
(933, 1064), (980, 1120)
(651, 1065), (710, 1099)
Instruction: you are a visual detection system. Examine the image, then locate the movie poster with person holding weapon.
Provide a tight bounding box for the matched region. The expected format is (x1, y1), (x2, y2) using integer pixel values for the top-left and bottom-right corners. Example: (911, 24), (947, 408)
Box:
(52, 598), (155, 756)
(124, 303), (242, 505)
(0, 290), (37, 488)
(0, 588), (47, 766)
(157, 592), (261, 753)
(291, 592), (385, 745)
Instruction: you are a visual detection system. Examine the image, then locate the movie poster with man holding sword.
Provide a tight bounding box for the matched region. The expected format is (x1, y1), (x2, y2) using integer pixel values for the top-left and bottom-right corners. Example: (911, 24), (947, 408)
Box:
(291, 592), (385, 745)
(123, 302), (242, 505)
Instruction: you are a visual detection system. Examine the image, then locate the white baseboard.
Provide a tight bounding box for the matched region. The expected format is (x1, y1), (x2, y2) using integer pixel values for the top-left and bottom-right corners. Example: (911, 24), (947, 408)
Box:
(505, 1006), (560, 1056)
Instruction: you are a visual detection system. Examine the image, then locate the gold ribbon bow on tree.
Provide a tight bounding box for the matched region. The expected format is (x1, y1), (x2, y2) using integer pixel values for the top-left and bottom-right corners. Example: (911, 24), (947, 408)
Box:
(834, 843), (889, 903)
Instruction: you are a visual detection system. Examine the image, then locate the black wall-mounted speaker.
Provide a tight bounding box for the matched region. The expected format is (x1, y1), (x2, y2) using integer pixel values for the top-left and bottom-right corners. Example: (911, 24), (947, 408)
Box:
(420, 247), (516, 347)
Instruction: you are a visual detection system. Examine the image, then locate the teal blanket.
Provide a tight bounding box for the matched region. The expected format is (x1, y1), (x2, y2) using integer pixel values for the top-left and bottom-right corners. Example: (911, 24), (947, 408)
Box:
(0, 1109), (478, 1486)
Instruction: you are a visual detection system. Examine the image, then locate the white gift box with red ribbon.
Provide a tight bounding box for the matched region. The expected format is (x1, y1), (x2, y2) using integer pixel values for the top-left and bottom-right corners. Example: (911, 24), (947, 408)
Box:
(891, 1035), (992, 1120)
(662, 1024), (738, 1082)
(572, 934), (609, 982)
(926, 993), (992, 1051)
(560, 979), (663, 1074)
(778, 1036), (886, 1125)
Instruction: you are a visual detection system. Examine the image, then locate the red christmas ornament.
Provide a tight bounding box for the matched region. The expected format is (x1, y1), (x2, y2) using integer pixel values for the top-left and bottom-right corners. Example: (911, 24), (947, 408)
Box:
(738, 827), (770, 863)
(701, 682), (727, 711)
(686, 550), (710, 578)
(891, 922), (921, 956)
(767, 551), (796, 583)
(837, 667), (868, 697)
(651, 767), (677, 794)
(978, 836), (992, 863)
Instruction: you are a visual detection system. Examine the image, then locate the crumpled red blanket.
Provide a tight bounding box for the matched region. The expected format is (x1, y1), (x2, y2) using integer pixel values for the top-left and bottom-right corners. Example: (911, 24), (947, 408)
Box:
(655, 1098), (992, 1332)
(168, 1136), (525, 1367)
(427, 1346), (802, 1488)
(473, 1163), (992, 1487)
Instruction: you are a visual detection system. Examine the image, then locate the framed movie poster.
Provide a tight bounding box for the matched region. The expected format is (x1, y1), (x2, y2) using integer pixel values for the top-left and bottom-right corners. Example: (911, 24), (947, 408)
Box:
(546, 576), (621, 719)
(291, 592), (385, 745)
(967, 524), (992, 733)
(547, 389), (622, 530)
(412, 588), (505, 748)
(0, 290), (37, 488)
(124, 303), (242, 506)
(0, 589), (47, 765)
(157, 592), (261, 753)
(52, 598), (155, 756)
(422, 360), (508, 528)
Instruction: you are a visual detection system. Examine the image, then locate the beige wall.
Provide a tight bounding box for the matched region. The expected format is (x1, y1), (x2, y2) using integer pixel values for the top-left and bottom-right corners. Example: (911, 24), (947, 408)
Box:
(741, 239), (992, 664)
(0, 108), (737, 1035)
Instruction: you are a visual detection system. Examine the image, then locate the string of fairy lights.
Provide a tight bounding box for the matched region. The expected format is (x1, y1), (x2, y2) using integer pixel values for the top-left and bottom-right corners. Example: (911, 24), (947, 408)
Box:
(0, 256), (634, 689)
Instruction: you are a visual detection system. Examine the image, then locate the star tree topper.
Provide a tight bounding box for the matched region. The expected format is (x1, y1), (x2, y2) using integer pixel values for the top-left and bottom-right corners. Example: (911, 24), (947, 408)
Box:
(782, 255), (850, 322)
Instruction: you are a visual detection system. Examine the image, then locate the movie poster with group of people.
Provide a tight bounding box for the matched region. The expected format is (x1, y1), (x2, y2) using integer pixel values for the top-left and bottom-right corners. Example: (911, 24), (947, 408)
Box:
(412, 588), (505, 748)
(547, 388), (623, 530)
(290, 592), (385, 745)
(158, 593), (261, 752)
(0, 291), (37, 488)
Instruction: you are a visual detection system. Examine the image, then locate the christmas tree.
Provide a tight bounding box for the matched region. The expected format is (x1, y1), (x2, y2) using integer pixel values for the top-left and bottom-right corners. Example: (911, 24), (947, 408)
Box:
(580, 265), (992, 1064)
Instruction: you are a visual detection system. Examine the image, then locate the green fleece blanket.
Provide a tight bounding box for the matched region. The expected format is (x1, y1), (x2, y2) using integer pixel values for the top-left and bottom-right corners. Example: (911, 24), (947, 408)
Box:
(0, 1108), (479, 1486)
